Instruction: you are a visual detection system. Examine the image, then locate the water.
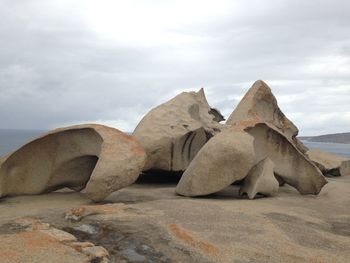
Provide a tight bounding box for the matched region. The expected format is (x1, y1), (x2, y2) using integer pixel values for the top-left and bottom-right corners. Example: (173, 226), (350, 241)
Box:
(0, 130), (350, 158)
(0, 129), (46, 157)
(302, 141), (350, 158)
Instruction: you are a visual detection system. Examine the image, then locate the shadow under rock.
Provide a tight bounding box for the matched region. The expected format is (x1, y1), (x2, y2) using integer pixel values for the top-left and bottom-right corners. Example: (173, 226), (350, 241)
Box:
(135, 170), (183, 185)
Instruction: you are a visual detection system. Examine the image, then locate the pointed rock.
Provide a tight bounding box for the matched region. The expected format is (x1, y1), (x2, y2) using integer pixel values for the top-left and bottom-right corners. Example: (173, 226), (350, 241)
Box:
(239, 158), (278, 199)
(175, 130), (255, 196)
(226, 80), (307, 153)
(0, 124), (146, 201)
(133, 88), (225, 172)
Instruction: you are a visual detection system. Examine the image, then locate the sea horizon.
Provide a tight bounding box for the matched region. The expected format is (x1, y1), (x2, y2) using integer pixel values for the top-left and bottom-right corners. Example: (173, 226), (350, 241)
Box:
(1, 129), (350, 158)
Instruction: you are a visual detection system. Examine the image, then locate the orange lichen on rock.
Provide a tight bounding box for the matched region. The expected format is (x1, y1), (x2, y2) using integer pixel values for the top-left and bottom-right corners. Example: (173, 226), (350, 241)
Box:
(310, 257), (333, 263)
(19, 231), (64, 249)
(0, 248), (20, 262)
(168, 224), (218, 254)
(65, 204), (127, 221)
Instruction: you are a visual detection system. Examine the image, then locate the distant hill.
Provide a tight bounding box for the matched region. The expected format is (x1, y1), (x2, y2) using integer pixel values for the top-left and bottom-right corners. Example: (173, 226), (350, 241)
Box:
(299, 132), (350, 144)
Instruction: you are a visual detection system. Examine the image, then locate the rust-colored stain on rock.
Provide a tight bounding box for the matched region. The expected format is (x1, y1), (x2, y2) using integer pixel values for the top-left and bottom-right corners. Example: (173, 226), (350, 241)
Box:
(168, 224), (218, 254)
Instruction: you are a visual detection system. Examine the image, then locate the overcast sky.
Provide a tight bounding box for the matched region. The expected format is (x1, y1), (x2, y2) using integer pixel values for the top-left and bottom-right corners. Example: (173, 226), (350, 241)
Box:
(1, 0), (349, 135)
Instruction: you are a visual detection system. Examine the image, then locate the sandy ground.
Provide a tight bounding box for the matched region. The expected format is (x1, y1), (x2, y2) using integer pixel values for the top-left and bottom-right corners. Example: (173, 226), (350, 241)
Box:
(0, 174), (349, 263)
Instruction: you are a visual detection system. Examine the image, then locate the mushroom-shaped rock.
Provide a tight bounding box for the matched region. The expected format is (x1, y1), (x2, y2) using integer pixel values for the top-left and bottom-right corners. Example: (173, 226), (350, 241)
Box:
(245, 123), (327, 194)
(226, 80), (307, 153)
(0, 124), (146, 201)
(340, 160), (350, 176)
(175, 130), (255, 196)
(306, 149), (346, 176)
(239, 158), (278, 199)
(133, 88), (225, 172)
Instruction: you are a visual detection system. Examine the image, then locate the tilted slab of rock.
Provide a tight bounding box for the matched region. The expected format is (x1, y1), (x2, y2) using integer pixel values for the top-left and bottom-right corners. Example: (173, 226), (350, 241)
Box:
(246, 123), (327, 195)
(0, 124), (146, 201)
(340, 160), (350, 176)
(133, 88), (225, 172)
(226, 80), (308, 153)
(239, 158), (279, 199)
(306, 149), (347, 176)
(176, 122), (327, 197)
(176, 130), (255, 196)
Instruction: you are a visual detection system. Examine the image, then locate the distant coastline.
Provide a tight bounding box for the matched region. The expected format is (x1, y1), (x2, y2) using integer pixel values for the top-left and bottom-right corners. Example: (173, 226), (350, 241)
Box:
(299, 132), (350, 144)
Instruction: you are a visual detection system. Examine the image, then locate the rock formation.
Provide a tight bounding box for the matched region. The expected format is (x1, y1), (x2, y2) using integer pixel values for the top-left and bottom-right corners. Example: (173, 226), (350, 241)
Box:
(306, 149), (347, 176)
(175, 130), (255, 196)
(246, 123), (327, 194)
(239, 158), (278, 199)
(0, 124), (146, 201)
(176, 122), (327, 197)
(226, 80), (308, 153)
(176, 81), (327, 198)
(340, 160), (350, 176)
(133, 88), (225, 172)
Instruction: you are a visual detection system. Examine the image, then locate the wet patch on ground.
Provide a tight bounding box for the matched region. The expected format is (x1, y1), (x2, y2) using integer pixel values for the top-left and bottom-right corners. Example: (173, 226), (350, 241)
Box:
(106, 192), (160, 204)
(61, 219), (198, 263)
(0, 222), (28, 234)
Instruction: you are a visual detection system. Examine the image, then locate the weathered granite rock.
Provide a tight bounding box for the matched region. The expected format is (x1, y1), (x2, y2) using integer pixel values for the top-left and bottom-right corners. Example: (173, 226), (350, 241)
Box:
(176, 122), (327, 197)
(175, 130), (255, 196)
(246, 123), (327, 195)
(176, 81), (327, 197)
(0, 124), (146, 201)
(306, 149), (346, 176)
(340, 160), (350, 176)
(239, 158), (278, 199)
(226, 80), (308, 153)
(133, 88), (225, 172)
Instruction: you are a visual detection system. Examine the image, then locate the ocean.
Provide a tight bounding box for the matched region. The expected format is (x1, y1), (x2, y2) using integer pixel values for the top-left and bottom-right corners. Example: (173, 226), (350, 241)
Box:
(0, 129), (46, 157)
(0, 130), (350, 158)
(302, 141), (350, 158)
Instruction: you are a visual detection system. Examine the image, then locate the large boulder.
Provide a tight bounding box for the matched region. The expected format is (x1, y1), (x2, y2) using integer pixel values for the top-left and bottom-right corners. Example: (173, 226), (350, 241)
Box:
(340, 160), (350, 176)
(226, 80), (308, 153)
(176, 121), (327, 197)
(0, 124), (146, 201)
(306, 149), (347, 176)
(133, 88), (225, 172)
(176, 129), (255, 196)
(239, 158), (279, 199)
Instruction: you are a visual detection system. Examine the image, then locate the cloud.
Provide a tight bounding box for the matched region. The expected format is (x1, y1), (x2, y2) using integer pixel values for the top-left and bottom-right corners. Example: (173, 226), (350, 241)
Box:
(0, 0), (349, 135)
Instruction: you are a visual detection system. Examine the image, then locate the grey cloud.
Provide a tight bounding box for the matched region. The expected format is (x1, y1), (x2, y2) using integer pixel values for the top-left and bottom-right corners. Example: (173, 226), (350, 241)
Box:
(0, 0), (349, 135)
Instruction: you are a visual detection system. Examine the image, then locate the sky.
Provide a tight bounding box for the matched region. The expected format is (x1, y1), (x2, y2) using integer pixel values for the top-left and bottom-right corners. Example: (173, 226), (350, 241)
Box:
(0, 0), (349, 136)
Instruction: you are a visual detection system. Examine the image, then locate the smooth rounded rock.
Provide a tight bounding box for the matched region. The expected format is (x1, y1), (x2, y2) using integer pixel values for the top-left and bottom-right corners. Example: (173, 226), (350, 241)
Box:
(175, 130), (255, 196)
(0, 124), (146, 201)
(133, 88), (225, 172)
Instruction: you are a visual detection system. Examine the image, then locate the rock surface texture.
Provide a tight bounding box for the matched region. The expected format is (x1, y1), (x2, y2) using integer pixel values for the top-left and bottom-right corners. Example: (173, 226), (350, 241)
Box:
(0, 124), (146, 201)
(246, 123), (327, 194)
(133, 88), (225, 172)
(306, 149), (347, 176)
(340, 160), (350, 176)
